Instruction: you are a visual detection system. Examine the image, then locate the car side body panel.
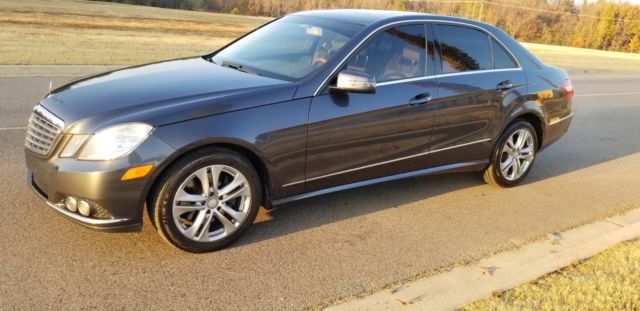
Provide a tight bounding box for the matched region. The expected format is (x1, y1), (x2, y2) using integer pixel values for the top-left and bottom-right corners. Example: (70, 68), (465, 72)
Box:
(305, 80), (437, 192)
(428, 69), (528, 168)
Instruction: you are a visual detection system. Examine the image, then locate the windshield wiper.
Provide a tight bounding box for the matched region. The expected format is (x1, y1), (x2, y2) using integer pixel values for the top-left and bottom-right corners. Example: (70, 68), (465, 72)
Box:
(221, 61), (258, 75)
(204, 56), (216, 64)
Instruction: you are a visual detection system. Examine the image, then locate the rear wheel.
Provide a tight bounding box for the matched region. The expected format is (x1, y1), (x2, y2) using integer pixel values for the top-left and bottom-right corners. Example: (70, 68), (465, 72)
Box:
(148, 147), (261, 252)
(483, 120), (538, 187)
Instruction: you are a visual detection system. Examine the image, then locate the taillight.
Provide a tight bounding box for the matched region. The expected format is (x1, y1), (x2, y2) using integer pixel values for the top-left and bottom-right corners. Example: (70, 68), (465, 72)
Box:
(562, 79), (574, 101)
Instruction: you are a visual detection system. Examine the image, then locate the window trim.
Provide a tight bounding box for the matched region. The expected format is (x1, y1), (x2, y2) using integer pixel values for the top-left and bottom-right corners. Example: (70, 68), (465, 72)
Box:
(376, 68), (522, 87)
(314, 19), (521, 96)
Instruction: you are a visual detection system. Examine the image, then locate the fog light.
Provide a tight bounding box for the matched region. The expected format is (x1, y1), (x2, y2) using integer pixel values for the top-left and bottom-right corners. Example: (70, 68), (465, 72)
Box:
(65, 197), (78, 212)
(78, 200), (92, 217)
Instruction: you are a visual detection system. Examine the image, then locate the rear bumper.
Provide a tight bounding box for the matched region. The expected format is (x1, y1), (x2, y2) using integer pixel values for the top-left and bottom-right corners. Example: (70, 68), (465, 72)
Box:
(541, 113), (573, 150)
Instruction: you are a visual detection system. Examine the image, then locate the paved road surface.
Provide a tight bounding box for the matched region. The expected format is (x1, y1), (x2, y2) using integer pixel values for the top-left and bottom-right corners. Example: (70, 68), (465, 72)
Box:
(1, 72), (639, 310)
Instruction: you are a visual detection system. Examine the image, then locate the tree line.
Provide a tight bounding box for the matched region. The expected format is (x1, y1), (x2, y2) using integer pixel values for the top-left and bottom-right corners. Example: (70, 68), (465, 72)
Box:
(95, 0), (640, 53)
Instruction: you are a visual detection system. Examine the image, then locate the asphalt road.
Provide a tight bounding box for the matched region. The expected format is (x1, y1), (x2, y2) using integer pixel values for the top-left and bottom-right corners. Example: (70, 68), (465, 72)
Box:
(1, 72), (639, 310)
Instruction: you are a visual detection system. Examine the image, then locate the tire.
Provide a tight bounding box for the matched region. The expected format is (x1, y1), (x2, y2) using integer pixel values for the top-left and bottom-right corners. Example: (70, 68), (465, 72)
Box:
(148, 147), (262, 253)
(483, 120), (538, 187)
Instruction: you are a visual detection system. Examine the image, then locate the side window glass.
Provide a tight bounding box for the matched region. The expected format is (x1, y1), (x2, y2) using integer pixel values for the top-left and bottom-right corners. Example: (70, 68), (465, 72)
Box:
(436, 25), (491, 73)
(345, 24), (426, 83)
(491, 38), (518, 69)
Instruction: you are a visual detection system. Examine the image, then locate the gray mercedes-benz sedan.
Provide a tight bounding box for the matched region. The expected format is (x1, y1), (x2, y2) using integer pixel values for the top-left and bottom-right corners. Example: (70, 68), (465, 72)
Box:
(25, 10), (573, 252)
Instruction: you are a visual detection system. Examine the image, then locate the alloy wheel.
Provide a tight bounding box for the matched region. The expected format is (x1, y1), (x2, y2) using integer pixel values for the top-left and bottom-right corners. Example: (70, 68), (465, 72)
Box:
(499, 128), (535, 181)
(171, 165), (251, 242)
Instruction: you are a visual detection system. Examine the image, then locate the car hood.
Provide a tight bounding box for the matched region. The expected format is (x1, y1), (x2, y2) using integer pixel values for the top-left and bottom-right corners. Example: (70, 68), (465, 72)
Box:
(40, 57), (297, 134)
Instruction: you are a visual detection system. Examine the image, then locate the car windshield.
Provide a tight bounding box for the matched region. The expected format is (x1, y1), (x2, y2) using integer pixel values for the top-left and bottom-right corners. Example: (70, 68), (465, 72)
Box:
(211, 15), (364, 81)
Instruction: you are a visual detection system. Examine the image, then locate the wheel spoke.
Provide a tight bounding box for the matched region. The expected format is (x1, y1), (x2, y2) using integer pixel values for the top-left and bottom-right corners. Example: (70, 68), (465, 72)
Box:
(214, 210), (236, 234)
(503, 143), (515, 154)
(195, 212), (214, 242)
(195, 167), (211, 196)
(182, 210), (208, 240)
(522, 154), (534, 161)
(520, 146), (533, 155)
(220, 203), (246, 222)
(174, 203), (205, 214)
(175, 189), (206, 203)
(221, 185), (249, 204)
(219, 173), (247, 197)
(512, 158), (522, 178)
(500, 156), (514, 172)
(514, 130), (527, 149)
(506, 138), (516, 151)
(210, 165), (223, 195)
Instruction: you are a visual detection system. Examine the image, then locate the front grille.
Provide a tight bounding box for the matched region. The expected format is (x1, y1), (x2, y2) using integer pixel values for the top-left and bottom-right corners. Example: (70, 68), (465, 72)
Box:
(25, 105), (64, 156)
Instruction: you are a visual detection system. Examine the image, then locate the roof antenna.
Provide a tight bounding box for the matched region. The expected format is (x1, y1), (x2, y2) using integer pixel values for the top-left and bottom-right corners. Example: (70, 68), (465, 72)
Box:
(48, 81), (53, 94)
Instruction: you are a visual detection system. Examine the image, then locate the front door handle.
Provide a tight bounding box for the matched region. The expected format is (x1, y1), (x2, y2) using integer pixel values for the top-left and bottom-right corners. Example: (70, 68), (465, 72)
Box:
(496, 80), (514, 92)
(408, 93), (432, 106)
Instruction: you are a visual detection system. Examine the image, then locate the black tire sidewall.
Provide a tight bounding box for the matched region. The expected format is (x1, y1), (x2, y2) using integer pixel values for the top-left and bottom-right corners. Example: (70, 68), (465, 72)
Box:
(490, 121), (538, 187)
(157, 150), (261, 252)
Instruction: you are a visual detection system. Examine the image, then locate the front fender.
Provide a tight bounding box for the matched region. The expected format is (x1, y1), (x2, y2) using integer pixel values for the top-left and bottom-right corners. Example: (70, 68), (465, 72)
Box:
(148, 98), (311, 200)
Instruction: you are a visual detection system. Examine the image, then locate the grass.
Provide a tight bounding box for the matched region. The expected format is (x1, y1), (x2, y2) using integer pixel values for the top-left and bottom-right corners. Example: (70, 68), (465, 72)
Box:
(1, 0), (640, 72)
(0, 0), (268, 65)
(464, 239), (640, 310)
(521, 42), (640, 73)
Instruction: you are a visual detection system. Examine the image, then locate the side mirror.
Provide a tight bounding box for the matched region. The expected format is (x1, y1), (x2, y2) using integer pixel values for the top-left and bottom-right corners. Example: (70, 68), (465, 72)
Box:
(330, 70), (376, 94)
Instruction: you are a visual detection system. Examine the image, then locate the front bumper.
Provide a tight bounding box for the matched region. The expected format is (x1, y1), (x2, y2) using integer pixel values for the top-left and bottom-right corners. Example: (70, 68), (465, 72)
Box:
(27, 171), (141, 232)
(25, 135), (176, 232)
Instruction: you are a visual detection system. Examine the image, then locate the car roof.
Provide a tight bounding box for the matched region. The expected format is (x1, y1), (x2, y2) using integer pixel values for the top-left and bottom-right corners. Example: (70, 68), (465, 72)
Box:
(291, 9), (473, 26)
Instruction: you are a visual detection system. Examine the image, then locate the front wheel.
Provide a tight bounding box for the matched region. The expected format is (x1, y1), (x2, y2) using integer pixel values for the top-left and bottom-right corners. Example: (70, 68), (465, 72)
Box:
(483, 120), (538, 187)
(148, 147), (262, 252)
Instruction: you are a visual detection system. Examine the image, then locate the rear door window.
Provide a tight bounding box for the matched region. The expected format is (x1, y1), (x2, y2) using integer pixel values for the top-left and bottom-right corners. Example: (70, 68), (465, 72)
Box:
(491, 38), (518, 69)
(436, 24), (492, 73)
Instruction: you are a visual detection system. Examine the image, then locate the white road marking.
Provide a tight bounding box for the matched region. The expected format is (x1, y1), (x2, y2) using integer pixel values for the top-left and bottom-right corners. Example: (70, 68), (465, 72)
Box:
(0, 126), (27, 132)
(575, 91), (640, 97)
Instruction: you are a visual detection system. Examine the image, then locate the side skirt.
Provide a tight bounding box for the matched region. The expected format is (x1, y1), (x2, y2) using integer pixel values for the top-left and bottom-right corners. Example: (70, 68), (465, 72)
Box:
(271, 160), (488, 206)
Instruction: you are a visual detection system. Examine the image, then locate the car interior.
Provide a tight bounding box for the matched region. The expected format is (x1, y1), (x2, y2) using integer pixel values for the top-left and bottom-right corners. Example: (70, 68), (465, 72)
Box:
(346, 28), (425, 82)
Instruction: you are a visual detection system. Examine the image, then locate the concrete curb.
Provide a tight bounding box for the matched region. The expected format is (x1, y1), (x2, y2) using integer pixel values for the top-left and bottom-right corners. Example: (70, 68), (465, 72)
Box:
(0, 65), (125, 77)
(326, 208), (640, 311)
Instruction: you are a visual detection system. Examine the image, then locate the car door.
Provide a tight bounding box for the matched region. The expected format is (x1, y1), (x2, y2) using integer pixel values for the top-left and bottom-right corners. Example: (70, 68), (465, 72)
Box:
(428, 23), (527, 168)
(305, 23), (438, 192)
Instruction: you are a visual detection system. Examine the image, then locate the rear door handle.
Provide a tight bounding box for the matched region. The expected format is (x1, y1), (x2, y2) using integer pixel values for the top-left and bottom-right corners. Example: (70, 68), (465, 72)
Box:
(408, 93), (432, 106)
(496, 80), (514, 92)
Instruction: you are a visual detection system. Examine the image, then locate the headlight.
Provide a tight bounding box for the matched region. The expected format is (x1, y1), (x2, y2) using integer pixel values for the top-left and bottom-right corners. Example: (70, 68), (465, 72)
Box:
(59, 135), (89, 158)
(76, 123), (154, 160)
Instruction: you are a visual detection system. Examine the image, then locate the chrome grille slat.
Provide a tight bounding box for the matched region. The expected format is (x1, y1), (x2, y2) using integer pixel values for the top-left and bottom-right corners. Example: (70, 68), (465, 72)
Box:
(25, 105), (63, 156)
(27, 125), (57, 141)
